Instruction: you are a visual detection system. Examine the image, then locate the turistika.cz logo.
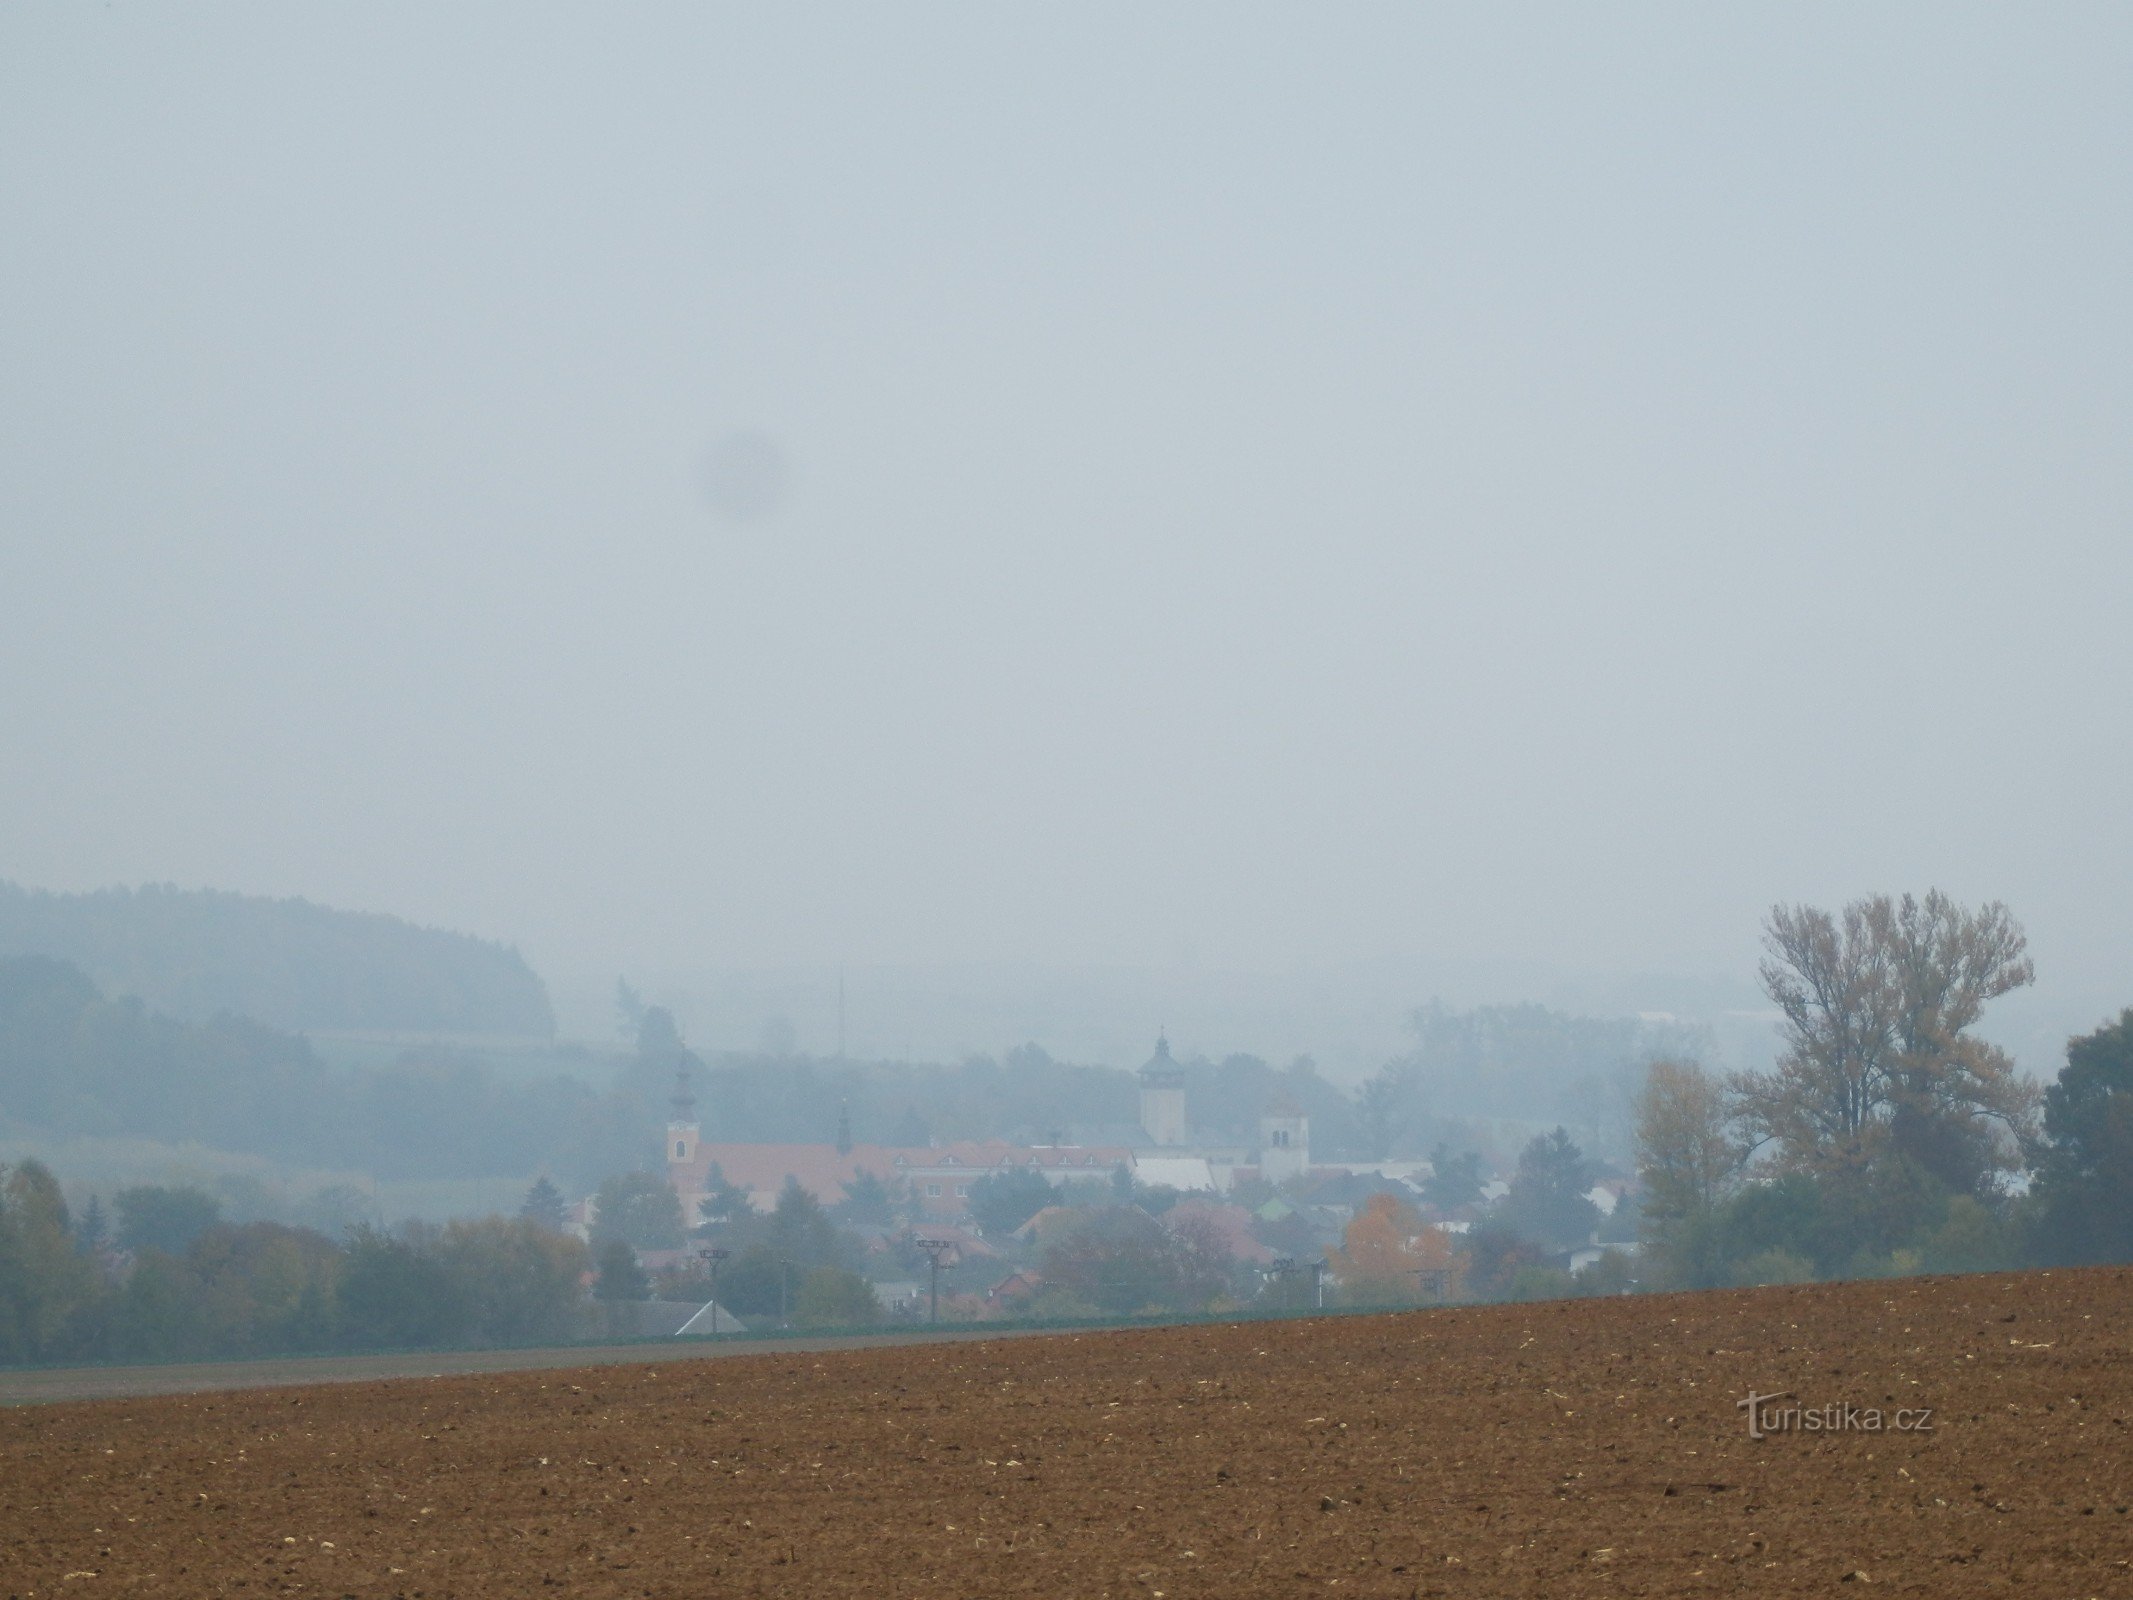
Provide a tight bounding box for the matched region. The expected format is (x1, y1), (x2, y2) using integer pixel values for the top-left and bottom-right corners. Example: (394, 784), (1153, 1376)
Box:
(1737, 1391), (1934, 1440)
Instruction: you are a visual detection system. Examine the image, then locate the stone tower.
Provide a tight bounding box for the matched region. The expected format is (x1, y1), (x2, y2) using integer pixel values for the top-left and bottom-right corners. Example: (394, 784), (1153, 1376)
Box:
(1138, 1034), (1187, 1146)
(1259, 1091), (1309, 1186)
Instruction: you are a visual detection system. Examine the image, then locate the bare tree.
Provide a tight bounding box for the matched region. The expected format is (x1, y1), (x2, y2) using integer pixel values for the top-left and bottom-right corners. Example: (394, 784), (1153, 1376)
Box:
(1735, 891), (2038, 1192)
(1880, 891), (2040, 1186)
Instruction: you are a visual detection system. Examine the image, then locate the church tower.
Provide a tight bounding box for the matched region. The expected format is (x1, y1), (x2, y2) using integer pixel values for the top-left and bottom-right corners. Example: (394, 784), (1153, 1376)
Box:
(667, 1061), (700, 1168)
(1138, 1034), (1187, 1146)
(1259, 1091), (1309, 1186)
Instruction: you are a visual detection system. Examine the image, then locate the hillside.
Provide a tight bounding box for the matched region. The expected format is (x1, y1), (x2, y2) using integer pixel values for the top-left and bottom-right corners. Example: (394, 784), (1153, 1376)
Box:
(0, 881), (553, 1037)
(4, 1268), (2126, 1595)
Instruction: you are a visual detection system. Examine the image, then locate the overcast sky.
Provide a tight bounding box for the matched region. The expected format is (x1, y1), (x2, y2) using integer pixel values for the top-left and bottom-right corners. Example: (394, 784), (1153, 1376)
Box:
(3, 6), (2128, 1042)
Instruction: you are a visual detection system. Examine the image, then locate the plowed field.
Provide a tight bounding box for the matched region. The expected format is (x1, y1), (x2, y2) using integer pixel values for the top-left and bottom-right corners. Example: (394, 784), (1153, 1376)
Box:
(5, 1268), (2130, 1597)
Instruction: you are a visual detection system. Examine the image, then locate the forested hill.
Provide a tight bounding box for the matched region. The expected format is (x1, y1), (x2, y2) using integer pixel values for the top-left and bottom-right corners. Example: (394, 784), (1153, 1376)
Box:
(0, 883), (554, 1037)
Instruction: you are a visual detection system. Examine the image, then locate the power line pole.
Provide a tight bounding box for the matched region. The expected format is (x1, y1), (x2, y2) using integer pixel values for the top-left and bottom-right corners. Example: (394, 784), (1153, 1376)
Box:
(916, 1237), (957, 1325)
(697, 1245), (730, 1335)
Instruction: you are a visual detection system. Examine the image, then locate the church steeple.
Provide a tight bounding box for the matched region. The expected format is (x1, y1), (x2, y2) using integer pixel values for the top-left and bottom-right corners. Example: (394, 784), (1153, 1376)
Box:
(667, 1060), (700, 1168)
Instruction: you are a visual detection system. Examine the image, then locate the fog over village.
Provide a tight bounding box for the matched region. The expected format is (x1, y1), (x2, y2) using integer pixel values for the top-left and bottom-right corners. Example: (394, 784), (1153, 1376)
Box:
(2, 0), (2131, 1465)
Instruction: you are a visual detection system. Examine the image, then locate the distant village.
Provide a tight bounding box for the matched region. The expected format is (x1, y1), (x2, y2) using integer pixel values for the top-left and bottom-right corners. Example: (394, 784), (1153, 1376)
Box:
(573, 1035), (1636, 1332)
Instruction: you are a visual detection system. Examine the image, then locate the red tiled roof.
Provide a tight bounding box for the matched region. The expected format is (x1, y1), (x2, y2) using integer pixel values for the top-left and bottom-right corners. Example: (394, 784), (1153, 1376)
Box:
(677, 1142), (1132, 1206)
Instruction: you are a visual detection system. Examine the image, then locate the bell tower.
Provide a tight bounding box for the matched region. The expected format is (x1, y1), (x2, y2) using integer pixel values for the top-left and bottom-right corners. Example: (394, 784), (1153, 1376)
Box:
(1138, 1034), (1187, 1146)
(667, 1061), (700, 1168)
(1259, 1091), (1308, 1186)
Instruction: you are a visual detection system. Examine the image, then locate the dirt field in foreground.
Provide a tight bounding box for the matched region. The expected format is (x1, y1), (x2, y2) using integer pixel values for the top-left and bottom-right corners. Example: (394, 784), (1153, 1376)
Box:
(0, 1326), (1059, 1408)
(3, 1270), (2129, 1598)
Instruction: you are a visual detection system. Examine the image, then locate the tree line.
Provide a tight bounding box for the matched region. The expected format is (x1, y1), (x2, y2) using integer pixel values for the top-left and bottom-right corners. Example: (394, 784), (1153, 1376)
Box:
(0, 1168), (593, 1365)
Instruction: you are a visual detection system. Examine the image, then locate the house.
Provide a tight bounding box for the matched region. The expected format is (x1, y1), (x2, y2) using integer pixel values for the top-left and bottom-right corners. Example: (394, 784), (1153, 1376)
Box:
(986, 1269), (1045, 1305)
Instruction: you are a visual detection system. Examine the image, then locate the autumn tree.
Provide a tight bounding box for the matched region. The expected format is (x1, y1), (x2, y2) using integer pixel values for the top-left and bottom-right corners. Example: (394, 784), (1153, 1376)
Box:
(1326, 1192), (1458, 1305)
(1634, 1059), (1738, 1287)
(1735, 892), (2038, 1194)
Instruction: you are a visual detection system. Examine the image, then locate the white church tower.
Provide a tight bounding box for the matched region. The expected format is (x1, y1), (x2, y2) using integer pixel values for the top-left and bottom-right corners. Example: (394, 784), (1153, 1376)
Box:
(666, 1062), (700, 1168)
(1259, 1092), (1309, 1186)
(1138, 1035), (1188, 1146)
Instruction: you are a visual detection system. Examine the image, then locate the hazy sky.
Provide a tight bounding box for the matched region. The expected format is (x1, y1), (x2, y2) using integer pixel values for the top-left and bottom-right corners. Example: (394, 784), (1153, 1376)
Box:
(4, 6), (2128, 1027)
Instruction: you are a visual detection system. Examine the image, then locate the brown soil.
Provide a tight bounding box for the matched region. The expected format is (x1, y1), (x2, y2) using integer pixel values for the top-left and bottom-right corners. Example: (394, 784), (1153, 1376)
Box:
(4, 1268), (2130, 1597)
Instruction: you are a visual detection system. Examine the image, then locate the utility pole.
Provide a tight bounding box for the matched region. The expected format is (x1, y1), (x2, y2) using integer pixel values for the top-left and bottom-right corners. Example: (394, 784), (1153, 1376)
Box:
(778, 1257), (794, 1328)
(697, 1245), (730, 1335)
(916, 1237), (957, 1325)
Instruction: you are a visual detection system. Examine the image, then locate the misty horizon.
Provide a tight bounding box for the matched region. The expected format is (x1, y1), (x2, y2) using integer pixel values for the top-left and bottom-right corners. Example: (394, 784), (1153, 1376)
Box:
(4, 7), (2127, 1073)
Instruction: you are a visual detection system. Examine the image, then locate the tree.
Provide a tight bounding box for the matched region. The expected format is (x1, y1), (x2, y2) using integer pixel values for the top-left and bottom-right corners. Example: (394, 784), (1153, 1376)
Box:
(182, 1221), (342, 1356)
(1634, 1059), (1738, 1287)
(1355, 1074), (1400, 1161)
(1460, 1226), (1543, 1301)
(613, 978), (647, 1043)
(1040, 1206), (1223, 1315)
(696, 1163), (753, 1228)
(713, 1245), (791, 1320)
(967, 1166), (1055, 1237)
(1495, 1128), (1598, 1253)
(590, 1171), (684, 1250)
(519, 1176), (568, 1233)
(833, 1169), (896, 1226)
(1419, 1144), (1484, 1212)
(2027, 1008), (2133, 1265)
(593, 1238), (650, 1303)
(1880, 893), (2040, 1189)
(791, 1266), (880, 1328)
(437, 1216), (589, 1342)
(338, 1226), (463, 1349)
(114, 1185), (224, 1257)
(635, 1005), (684, 1060)
(760, 1178), (854, 1271)
(1736, 892), (2038, 1193)
(1326, 1193), (1458, 1305)
(0, 1160), (98, 1362)
(108, 1250), (209, 1360)
(75, 1194), (109, 1254)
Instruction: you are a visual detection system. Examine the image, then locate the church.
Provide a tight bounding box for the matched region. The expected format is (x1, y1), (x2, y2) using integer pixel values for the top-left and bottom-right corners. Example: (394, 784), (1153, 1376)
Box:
(650, 1035), (1318, 1227)
(1128, 1033), (1314, 1193)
